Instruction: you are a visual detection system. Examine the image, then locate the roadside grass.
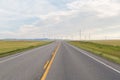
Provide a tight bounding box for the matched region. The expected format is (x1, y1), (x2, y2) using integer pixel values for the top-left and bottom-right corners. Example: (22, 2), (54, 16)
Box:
(69, 41), (120, 64)
(90, 40), (120, 46)
(0, 41), (52, 57)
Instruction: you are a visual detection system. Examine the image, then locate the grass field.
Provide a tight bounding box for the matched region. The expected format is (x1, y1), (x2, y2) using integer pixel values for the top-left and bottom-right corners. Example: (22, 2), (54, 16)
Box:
(69, 41), (120, 64)
(90, 40), (120, 46)
(0, 40), (51, 57)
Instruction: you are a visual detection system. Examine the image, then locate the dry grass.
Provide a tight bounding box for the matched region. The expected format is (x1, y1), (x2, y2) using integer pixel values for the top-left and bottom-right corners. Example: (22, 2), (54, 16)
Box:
(0, 40), (51, 57)
(90, 40), (120, 46)
(69, 41), (120, 64)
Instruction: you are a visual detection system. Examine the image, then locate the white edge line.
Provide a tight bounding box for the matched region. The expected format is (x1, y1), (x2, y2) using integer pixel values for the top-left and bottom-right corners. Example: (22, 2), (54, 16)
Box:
(68, 43), (120, 74)
(0, 44), (50, 63)
(0, 52), (28, 63)
(0, 42), (56, 63)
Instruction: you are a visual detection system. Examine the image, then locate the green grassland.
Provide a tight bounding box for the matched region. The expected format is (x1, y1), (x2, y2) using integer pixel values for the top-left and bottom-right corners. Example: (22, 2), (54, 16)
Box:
(0, 40), (51, 57)
(90, 40), (120, 46)
(69, 41), (120, 64)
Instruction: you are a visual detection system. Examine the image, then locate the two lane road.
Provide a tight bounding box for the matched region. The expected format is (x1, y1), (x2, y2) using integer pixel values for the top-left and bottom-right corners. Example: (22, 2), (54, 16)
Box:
(0, 41), (120, 80)
(46, 41), (120, 80)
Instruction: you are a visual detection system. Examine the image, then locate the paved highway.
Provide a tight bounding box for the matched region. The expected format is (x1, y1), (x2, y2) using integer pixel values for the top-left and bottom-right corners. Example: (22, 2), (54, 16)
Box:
(46, 41), (120, 80)
(0, 41), (58, 80)
(0, 41), (120, 80)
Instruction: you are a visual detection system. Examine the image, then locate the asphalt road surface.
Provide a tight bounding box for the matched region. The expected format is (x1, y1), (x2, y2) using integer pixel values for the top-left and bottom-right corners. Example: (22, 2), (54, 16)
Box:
(0, 41), (120, 80)
(46, 41), (120, 80)
(0, 41), (58, 80)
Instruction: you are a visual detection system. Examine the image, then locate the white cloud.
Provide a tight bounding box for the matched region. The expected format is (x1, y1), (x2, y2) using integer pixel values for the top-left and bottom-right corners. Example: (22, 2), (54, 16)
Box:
(35, 0), (120, 27)
(0, 0), (57, 15)
(0, 0), (120, 40)
(67, 0), (120, 18)
(0, 25), (41, 38)
(37, 10), (78, 26)
(18, 25), (40, 34)
(84, 25), (120, 33)
(0, 0), (58, 22)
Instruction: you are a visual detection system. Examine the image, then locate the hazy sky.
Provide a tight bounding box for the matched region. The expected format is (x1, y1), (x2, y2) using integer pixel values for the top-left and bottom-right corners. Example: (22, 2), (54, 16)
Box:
(0, 0), (120, 40)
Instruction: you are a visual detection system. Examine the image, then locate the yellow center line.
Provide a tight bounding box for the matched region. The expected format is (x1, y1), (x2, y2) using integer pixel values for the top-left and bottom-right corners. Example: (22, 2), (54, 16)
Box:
(43, 60), (49, 70)
(41, 44), (60, 80)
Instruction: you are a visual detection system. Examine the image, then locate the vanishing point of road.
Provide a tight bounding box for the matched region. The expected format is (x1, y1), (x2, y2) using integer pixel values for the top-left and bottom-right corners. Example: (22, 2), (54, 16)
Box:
(0, 41), (120, 80)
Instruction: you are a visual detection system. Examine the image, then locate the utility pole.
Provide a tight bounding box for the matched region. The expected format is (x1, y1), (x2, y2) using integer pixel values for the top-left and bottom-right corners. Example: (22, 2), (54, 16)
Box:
(80, 29), (82, 41)
(84, 35), (86, 41)
(105, 36), (107, 40)
(89, 32), (91, 40)
(71, 35), (74, 40)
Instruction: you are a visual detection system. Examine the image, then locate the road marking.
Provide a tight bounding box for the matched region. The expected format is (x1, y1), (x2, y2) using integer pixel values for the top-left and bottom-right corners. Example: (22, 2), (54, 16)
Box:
(69, 43), (120, 74)
(41, 44), (60, 80)
(0, 44), (51, 64)
(82, 52), (120, 74)
(44, 60), (49, 70)
(0, 51), (30, 63)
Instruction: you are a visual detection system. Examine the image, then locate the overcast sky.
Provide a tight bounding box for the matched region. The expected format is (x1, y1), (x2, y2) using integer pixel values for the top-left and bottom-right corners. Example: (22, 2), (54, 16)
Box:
(0, 0), (120, 40)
